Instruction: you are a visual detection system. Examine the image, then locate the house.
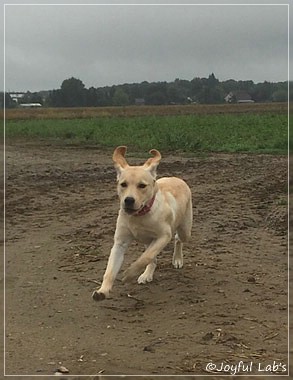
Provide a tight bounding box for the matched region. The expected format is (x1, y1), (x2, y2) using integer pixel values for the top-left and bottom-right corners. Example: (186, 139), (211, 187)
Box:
(9, 92), (25, 103)
(225, 91), (254, 103)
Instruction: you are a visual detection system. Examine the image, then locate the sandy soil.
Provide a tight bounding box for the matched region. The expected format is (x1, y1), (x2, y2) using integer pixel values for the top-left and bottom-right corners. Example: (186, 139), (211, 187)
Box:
(4, 141), (289, 378)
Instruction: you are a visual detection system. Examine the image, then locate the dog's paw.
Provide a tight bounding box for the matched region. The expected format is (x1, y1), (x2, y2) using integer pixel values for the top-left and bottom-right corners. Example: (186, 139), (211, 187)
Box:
(92, 290), (106, 301)
(172, 258), (183, 269)
(123, 259), (147, 283)
(138, 272), (153, 284)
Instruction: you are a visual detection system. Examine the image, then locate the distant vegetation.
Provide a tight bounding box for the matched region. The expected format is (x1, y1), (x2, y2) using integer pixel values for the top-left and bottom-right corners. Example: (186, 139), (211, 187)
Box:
(2, 73), (290, 109)
(3, 102), (288, 120)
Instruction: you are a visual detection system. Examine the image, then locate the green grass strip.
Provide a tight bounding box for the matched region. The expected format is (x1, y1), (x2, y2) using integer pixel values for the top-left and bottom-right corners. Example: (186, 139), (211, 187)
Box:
(6, 113), (288, 154)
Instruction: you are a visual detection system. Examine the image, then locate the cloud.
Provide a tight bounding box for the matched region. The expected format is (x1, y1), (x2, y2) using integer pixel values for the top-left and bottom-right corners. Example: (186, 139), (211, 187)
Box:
(3, 2), (289, 91)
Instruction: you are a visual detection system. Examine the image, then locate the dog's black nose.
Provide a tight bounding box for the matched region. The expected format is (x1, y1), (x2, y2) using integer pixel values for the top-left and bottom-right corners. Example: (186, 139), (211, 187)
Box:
(124, 197), (135, 207)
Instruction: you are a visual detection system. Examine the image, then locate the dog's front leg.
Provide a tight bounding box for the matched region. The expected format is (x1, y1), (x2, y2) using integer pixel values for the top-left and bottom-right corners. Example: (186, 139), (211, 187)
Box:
(92, 238), (131, 301)
(122, 232), (172, 283)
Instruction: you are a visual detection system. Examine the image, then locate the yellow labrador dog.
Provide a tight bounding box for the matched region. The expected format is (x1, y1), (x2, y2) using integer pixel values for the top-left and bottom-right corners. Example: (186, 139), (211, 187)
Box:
(92, 146), (193, 301)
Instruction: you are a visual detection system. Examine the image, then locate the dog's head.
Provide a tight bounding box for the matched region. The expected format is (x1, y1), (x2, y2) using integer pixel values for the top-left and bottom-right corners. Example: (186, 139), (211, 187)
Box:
(113, 146), (161, 215)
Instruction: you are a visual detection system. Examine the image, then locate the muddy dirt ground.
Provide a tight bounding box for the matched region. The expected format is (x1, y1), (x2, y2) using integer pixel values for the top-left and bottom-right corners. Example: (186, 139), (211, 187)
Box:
(4, 141), (289, 378)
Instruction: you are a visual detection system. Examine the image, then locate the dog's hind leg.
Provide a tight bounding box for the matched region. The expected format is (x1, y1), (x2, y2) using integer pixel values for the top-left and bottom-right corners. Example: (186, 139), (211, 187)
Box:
(172, 198), (192, 269)
(172, 233), (184, 269)
(123, 233), (172, 283)
(138, 257), (157, 284)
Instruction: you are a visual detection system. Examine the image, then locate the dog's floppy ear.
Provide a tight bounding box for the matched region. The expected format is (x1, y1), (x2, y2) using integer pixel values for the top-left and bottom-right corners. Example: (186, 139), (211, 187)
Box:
(113, 146), (129, 178)
(143, 149), (161, 178)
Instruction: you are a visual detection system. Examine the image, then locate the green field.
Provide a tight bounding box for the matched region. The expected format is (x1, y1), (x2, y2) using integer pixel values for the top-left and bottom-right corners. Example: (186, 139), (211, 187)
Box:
(5, 112), (288, 154)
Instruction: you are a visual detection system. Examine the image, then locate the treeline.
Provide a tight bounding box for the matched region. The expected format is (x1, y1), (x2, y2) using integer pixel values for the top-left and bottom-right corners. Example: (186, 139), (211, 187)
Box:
(2, 73), (289, 108)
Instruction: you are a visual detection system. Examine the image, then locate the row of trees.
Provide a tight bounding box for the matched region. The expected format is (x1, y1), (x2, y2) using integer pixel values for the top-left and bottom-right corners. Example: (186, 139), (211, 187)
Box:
(3, 73), (289, 108)
(47, 74), (289, 107)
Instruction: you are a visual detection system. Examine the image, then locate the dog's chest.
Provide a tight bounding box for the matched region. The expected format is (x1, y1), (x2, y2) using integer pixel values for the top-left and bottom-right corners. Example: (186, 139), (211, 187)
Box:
(128, 220), (158, 244)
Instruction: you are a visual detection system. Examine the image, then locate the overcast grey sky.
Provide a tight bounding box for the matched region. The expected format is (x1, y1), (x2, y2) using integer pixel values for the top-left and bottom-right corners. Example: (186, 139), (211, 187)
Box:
(2, 1), (291, 92)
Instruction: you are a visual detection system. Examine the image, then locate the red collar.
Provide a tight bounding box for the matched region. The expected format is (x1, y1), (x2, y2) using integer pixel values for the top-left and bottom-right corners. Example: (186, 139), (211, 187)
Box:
(135, 195), (156, 216)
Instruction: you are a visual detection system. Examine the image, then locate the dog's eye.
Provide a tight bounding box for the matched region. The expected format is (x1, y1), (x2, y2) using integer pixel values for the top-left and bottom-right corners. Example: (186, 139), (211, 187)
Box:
(120, 182), (128, 188)
(138, 183), (147, 189)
